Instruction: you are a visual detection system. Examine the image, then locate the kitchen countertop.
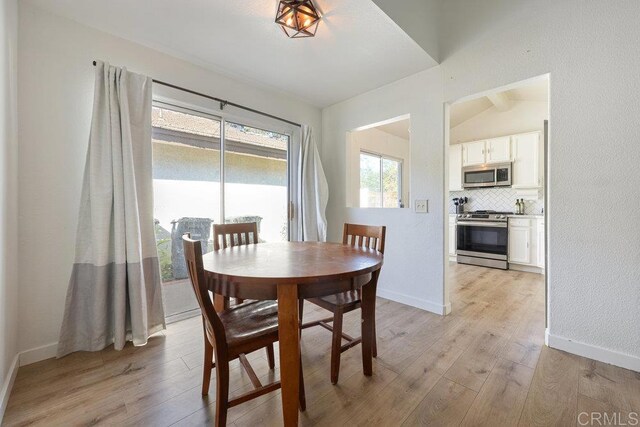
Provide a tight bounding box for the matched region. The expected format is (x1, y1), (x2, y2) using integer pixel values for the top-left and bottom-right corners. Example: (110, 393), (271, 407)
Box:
(449, 213), (544, 218)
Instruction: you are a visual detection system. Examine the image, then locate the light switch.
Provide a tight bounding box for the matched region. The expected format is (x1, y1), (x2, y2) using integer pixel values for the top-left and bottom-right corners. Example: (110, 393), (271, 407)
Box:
(415, 199), (428, 213)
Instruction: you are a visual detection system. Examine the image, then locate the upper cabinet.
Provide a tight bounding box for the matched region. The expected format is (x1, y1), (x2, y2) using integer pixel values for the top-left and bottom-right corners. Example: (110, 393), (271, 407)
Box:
(461, 137), (511, 166)
(451, 130), (542, 190)
(449, 144), (463, 191)
(462, 140), (486, 166)
(512, 132), (540, 188)
(486, 136), (511, 163)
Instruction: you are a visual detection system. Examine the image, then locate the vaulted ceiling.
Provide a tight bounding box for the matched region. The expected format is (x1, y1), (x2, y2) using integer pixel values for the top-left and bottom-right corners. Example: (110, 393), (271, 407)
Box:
(450, 78), (549, 128)
(26, 0), (439, 107)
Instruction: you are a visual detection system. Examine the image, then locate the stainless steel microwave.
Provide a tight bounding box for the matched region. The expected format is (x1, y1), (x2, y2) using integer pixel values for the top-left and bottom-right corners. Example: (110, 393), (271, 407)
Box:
(462, 163), (512, 188)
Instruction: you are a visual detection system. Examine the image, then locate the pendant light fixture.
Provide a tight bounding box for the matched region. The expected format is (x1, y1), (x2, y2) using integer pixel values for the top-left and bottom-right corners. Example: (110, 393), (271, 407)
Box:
(275, 0), (320, 38)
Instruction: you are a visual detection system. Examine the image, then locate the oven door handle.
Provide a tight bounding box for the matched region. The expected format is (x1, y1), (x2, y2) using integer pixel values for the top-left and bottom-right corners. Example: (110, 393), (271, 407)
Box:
(456, 221), (507, 228)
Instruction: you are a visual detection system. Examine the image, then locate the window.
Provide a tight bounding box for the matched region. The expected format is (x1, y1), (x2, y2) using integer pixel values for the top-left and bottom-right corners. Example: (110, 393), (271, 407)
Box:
(346, 116), (411, 209)
(359, 151), (402, 208)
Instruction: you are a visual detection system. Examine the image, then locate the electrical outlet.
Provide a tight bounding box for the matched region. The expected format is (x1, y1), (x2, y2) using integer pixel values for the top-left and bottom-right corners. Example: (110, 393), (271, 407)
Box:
(415, 199), (428, 213)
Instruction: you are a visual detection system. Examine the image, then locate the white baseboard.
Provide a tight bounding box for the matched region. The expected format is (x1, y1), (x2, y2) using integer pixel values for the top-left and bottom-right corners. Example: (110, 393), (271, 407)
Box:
(19, 342), (57, 366)
(546, 329), (640, 372)
(377, 288), (450, 315)
(509, 263), (544, 274)
(0, 354), (19, 425)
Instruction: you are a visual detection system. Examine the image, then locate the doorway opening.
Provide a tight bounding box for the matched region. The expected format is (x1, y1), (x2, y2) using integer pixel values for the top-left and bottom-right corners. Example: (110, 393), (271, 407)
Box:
(443, 74), (550, 340)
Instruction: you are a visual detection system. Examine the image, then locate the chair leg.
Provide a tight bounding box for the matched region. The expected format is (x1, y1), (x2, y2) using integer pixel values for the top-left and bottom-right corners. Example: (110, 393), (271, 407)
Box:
(266, 344), (275, 370)
(215, 361), (229, 427)
(330, 308), (344, 385)
(299, 353), (306, 411)
(202, 335), (214, 396)
(372, 315), (378, 358)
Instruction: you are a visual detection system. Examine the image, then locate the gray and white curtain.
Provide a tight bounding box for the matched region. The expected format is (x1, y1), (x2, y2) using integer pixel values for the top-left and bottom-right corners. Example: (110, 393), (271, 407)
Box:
(297, 125), (328, 241)
(57, 61), (165, 357)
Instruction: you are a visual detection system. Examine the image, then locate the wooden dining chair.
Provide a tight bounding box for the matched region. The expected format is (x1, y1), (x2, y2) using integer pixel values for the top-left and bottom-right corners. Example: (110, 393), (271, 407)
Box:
(212, 222), (259, 308)
(299, 223), (386, 384)
(212, 222), (259, 250)
(183, 234), (305, 426)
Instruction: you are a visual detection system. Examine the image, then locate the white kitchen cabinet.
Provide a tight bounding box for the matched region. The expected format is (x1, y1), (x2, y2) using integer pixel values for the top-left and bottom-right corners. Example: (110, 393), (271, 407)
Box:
(462, 140), (486, 166)
(509, 218), (532, 264)
(536, 218), (545, 268)
(512, 132), (540, 188)
(486, 136), (511, 163)
(449, 145), (463, 191)
(449, 215), (457, 256)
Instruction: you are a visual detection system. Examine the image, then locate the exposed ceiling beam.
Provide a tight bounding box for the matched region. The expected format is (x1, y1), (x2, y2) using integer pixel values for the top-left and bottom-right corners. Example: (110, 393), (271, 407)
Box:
(486, 92), (511, 112)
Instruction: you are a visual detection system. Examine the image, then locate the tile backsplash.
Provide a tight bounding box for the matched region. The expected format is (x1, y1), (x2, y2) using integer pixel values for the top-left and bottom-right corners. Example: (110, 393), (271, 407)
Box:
(450, 187), (544, 215)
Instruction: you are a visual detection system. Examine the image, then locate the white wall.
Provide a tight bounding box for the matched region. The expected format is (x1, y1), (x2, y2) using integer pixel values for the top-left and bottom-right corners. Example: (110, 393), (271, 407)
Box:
(0, 0), (19, 420)
(323, 0), (640, 371)
(322, 68), (448, 314)
(347, 127), (410, 208)
(17, 2), (322, 360)
(450, 100), (548, 144)
(440, 0), (640, 370)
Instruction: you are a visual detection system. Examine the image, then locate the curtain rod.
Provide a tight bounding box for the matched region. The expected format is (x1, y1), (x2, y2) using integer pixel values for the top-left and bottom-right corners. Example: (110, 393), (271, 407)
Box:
(92, 61), (302, 128)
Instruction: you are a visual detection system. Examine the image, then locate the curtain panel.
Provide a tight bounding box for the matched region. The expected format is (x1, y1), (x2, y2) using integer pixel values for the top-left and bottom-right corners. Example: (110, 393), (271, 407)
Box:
(57, 61), (165, 357)
(297, 125), (328, 242)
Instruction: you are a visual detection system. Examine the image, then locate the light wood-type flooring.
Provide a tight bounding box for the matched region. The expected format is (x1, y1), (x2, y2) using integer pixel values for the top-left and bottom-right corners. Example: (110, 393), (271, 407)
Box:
(4, 263), (639, 426)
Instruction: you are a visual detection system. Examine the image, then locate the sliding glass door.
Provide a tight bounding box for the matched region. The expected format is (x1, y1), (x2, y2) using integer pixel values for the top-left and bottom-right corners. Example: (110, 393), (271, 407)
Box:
(151, 105), (291, 321)
(224, 121), (290, 242)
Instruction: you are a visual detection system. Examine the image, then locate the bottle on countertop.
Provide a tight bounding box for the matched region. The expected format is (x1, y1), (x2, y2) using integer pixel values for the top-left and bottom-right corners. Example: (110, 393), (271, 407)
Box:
(519, 199), (525, 215)
(515, 199), (521, 215)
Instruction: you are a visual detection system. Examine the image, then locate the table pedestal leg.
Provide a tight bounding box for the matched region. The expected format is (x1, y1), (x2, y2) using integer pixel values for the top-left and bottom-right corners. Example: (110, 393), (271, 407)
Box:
(361, 270), (379, 376)
(277, 283), (300, 427)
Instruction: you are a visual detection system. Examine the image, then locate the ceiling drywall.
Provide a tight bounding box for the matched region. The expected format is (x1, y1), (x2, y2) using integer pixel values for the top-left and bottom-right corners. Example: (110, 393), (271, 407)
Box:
(450, 97), (492, 128)
(505, 78), (549, 101)
(370, 0), (441, 62)
(25, 0), (438, 107)
(450, 77), (548, 128)
(376, 118), (411, 140)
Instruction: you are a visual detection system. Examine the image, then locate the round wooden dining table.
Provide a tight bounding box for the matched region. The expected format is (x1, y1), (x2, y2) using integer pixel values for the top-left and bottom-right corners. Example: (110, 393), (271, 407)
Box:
(201, 241), (384, 426)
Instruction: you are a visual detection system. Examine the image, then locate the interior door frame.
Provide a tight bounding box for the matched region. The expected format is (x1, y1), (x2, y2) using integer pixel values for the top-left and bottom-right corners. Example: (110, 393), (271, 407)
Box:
(442, 74), (550, 327)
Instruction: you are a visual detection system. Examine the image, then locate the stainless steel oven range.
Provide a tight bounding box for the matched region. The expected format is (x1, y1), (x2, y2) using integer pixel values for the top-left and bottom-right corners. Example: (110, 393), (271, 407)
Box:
(456, 210), (511, 270)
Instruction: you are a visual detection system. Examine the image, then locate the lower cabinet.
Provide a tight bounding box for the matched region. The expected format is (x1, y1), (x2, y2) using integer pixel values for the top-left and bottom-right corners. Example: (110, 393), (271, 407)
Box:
(536, 218), (545, 268)
(508, 217), (545, 271)
(449, 215), (457, 257)
(508, 220), (531, 264)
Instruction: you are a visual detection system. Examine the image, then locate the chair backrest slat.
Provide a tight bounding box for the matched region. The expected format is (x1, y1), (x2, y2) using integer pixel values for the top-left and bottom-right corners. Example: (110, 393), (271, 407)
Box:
(213, 222), (259, 251)
(342, 223), (386, 254)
